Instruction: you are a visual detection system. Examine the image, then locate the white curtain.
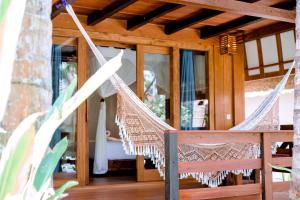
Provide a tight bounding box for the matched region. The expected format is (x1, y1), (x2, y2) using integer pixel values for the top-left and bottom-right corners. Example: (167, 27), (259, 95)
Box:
(93, 101), (107, 174)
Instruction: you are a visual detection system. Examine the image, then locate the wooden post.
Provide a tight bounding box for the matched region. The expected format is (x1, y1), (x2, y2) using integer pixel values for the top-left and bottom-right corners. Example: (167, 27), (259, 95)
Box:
(262, 132), (272, 200)
(77, 37), (89, 185)
(165, 131), (179, 200)
(170, 47), (180, 129)
(136, 44), (145, 181)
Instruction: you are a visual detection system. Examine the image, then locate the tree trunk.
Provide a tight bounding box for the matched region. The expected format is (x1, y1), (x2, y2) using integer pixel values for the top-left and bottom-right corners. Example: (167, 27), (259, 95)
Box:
(0, 0), (52, 153)
(291, 0), (300, 199)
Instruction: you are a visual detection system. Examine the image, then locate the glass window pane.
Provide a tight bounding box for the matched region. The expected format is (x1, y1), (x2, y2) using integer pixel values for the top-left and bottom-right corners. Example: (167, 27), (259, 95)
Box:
(280, 30), (295, 61)
(245, 40), (259, 68)
(261, 35), (279, 65)
(193, 53), (208, 129)
(264, 65), (279, 73)
(248, 69), (260, 76)
(144, 53), (170, 123)
(180, 50), (209, 130)
(51, 39), (77, 174)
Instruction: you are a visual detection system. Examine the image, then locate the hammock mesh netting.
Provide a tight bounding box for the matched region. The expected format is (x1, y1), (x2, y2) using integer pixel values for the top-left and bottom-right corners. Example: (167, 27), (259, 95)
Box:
(65, 3), (294, 187)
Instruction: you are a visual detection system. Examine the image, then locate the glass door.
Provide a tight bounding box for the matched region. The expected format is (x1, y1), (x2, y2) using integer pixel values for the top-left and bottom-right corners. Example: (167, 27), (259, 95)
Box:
(52, 36), (78, 179)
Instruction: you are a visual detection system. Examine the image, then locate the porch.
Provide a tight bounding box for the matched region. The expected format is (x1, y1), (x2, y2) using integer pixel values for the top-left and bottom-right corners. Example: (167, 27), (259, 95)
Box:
(49, 0), (296, 199)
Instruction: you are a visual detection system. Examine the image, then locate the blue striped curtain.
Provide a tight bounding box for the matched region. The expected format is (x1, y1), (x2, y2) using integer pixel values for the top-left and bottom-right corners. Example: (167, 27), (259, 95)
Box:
(180, 50), (196, 130)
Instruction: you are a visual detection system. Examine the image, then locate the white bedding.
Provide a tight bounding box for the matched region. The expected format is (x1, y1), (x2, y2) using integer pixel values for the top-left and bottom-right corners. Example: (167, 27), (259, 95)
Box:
(107, 140), (136, 160)
(93, 136), (135, 175)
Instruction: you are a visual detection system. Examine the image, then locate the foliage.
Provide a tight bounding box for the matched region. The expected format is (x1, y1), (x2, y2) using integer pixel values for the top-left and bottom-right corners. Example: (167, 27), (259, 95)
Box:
(180, 103), (193, 128)
(0, 51), (124, 199)
(144, 70), (166, 120)
(0, 0), (10, 22)
(144, 95), (166, 120)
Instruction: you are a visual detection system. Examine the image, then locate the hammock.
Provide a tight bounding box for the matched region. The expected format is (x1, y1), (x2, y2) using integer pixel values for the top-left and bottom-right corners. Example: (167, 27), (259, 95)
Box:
(65, 3), (294, 187)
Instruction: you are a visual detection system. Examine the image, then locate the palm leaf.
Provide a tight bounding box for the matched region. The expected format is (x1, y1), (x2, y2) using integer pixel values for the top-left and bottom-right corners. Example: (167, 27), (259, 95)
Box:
(0, 0), (10, 22)
(0, 113), (39, 199)
(33, 137), (68, 191)
(48, 181), (78, 200)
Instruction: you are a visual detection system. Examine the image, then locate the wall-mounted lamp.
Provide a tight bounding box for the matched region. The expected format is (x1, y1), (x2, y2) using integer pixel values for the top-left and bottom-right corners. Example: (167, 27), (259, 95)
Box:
(219, 34), (238, 55)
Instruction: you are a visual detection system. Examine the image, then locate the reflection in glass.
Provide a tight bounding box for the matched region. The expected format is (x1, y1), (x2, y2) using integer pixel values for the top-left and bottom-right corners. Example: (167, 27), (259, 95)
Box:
(180, 50), (209, 130)
(51, 44), (77, 173)
(144, 53), (170, 123)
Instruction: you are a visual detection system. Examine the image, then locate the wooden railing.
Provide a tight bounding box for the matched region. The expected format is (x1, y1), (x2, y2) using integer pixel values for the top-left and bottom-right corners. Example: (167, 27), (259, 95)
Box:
(164, 130), (293, 200)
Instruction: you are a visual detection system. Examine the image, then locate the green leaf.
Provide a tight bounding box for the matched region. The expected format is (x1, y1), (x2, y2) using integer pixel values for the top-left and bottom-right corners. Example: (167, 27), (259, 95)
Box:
(48, 181), (78, 200)
(0, 123), (35, 199)
(0, 0), (10, 23)
(33, 137), (68, 191)
(46, 77), (77, 121)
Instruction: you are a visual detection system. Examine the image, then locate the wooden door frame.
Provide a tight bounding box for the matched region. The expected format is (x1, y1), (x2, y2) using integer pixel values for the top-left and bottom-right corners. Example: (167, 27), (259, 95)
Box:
(136, 45), (172, 181)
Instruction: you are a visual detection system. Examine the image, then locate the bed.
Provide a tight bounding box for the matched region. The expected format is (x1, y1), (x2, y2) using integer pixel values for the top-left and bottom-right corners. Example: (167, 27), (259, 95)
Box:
(92, 133), (136, 175)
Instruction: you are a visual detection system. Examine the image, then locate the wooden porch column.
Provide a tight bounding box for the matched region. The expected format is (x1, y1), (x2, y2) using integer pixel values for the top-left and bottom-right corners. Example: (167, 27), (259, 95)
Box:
(136, 44), (146, 181)
(170, 47), (180, 129)
(165, 131), (179, 200)
(77, 37), (89, 185)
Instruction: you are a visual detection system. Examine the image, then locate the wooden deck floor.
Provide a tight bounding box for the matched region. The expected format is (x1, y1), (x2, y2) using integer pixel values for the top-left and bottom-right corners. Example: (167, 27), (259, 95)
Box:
(60, 177), (164, 200)
(56, 176), (289, 200)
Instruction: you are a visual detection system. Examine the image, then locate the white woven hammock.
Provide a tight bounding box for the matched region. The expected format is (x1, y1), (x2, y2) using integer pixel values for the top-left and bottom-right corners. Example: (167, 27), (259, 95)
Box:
(65, 4), (294, 187)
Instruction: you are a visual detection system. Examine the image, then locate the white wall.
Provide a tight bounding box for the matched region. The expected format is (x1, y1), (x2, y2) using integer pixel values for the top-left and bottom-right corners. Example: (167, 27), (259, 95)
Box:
(245, 89), (294, 125)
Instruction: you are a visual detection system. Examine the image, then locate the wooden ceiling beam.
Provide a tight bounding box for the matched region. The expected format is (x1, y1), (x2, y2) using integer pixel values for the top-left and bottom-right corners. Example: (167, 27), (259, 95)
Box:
(199, 0), (296, 39)
(159, 0), (295, 23)
(165, 9), (222, 35)
(51, 0), (76, 20)
(245, 22), (295, 41)
(164, 0), (259, 35)
(200, 16), (261, 39)
(87, 0), (137, 26)
(127, 3), (183, 31)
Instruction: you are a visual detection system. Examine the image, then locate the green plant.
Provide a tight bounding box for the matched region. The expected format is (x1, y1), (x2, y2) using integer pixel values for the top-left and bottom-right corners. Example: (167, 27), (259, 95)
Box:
(0, 51), (123, 199)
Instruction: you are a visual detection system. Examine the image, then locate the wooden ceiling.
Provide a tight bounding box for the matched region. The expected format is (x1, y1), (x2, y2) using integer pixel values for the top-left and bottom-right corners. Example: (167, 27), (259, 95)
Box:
(51, 0), (295, 39)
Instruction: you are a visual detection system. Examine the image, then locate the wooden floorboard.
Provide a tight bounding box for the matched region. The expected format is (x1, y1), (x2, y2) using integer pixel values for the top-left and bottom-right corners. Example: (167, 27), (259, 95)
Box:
(55, 177), (289, 200)
(63, 178), (164, 200)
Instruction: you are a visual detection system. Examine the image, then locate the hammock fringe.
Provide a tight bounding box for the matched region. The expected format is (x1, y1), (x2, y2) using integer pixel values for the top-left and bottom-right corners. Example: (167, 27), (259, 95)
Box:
(116, 114), (261, 188)
(115, 115), (165, 177)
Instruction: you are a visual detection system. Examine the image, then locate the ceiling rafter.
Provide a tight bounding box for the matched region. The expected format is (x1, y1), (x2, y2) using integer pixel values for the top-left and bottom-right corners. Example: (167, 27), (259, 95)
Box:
(159, 0), (295, 23)
(127, 3), (183, 31)
(199, 0), (296, 39)
(87, 0), (138, 26)
(164, 0), (259, 35)
(164, 9), (222, 35)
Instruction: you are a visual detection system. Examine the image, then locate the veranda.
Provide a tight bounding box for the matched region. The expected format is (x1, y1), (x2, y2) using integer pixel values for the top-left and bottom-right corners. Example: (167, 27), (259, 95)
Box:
(20, 0), (300, 199)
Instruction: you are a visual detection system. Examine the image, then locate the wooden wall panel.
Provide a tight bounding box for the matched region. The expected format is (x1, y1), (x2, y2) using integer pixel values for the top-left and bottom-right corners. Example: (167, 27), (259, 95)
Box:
(213, 44), (245, 130)
(233, 45), (246, 125)
(213, 45), (225, 130)
(223, 54), (233, 129)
